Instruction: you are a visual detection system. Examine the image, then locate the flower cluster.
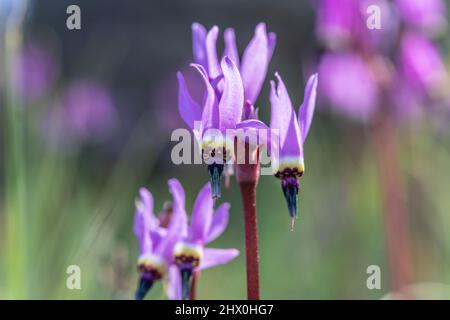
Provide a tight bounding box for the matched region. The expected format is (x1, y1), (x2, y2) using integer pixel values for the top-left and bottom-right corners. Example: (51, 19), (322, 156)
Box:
(316, 0), (449, 121)
(134, 22), (319, 300)
(177, 22), (319, 221)
(133, 179), (238, 300)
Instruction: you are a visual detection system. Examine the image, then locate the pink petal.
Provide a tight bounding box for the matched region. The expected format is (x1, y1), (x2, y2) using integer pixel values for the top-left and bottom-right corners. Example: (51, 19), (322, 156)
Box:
(191, 63), (219, 134)
(200, 248), (239, 270)
(218, 57), (244, 131)
(235, 119), (272, 148)
(206, 26), (221, 80)
(192, 22), (207, 68)
(167, 178), (188, 238)
(206, 202), (230, 243)
(177, 71), (203, 130)
(167, 265), (182, 300)
(189, 183), (214, 244)
(133, 188), (155, 254)
(298, 73), (318, 144)
(240, 23), (270, 103)
(223, 28), (240, 68)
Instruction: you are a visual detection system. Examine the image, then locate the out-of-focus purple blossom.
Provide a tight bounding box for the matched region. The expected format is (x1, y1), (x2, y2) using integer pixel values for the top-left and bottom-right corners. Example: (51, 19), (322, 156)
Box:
(133, 181), (184, 300)
(399, 33), (449, 98)
(315, 0), (361, 49)
(360, 0), (400, 52)
(166, 180), (238, 300)
(13, 44), (57, 102)
(318, 53), (379, 121)
(389, 75), (424, 119)
(396, 0), (447, 35)
(269, 72), (318, 226)
(42, 81), (118, 148)
(60, 81), (118, 140)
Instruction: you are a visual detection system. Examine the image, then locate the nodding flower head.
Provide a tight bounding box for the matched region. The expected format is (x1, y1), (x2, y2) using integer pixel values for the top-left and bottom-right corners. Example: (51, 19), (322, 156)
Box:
(178, 51), (269, 198)
(133, 180), (185, 300)
(270, 72), (318, 228)
(166, 181), (239, 300)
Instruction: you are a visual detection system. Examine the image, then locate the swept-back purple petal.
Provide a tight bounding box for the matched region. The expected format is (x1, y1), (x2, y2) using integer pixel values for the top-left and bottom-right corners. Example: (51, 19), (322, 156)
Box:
(177, 72), (203, 130)
(240, 23), (270, 103)
(223, 28), (240, 68)
(206, 26), (221, 80)
(199, 248), (239, 270)
(268, 32), (277, 61)
(189, 183), (214, 244)
(218, 57), (244, 131)
(270, 73), (302, 156)
(235, 119), (272, 147)
(192, 23), (207, 68)
(191, 63), (219, 133)
(157, 206), (183, 263)
(168, 178), (188, 237)
(133, 188), (155, 254)
(206, 203), (230, 243)
(298, 73), (318, 143)
(167, 265), (182, 300)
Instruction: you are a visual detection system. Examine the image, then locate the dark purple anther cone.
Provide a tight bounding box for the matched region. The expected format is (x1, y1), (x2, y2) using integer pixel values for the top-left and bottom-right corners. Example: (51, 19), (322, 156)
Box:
(281, 175), (299, 221)
(208, 163), (224, 199)
(180, 267), (193, 300)
(135, 276), (154, 300)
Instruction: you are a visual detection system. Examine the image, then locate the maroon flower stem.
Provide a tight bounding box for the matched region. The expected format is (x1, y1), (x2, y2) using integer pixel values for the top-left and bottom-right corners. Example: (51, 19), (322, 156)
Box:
(236, 142), (260, 300)
(189, 270), (200, 300)
(372, 110), (413, 296)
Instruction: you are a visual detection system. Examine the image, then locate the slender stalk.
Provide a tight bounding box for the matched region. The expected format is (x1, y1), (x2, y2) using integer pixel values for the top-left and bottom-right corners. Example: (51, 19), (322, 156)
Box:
(238, 181), (260, 300)
(189, 270), (200, 300)
(236, 142), (260, 300)
(372, 110), (413, 295)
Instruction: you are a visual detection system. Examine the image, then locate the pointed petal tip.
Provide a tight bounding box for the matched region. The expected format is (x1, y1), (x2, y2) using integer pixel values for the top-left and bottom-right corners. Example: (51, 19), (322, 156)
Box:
(224, 27), (235, 37)
(256, 22), (267, 33)
(210, 25), (219, 34)
(192, 22), (205, 30)
(291, 217), (295, 232)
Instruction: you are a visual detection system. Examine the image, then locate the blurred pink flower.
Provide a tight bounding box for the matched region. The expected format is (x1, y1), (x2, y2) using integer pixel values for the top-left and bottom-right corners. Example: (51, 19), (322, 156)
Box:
(13, 44), (57, 102)
(44, 81), (118, 147)
(396, 0), (447, 35)
(399, 33), (449, 98)
(318, 52), (379, 121)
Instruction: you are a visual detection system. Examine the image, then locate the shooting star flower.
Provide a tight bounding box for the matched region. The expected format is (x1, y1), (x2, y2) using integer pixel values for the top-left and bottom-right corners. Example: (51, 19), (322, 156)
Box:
(167, 181), (239, 300)
(270, 72), (318, 229)
(133, 182), (183, 300)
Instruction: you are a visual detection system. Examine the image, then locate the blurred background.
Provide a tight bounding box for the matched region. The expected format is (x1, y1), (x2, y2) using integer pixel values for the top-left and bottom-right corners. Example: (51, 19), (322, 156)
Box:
(1, 0), (450, 299)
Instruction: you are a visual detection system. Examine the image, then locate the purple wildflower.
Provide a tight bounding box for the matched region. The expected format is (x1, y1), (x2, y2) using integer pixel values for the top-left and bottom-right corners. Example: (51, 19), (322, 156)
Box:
(269, 73), (318, 227)
(191, 22), (276, 105)
(178, 55), (267, 198)
(167, 181), (239, 300)
(133, 181), (183, 300)
(315, 0), (361, 49)
(178, 23), (275, 198)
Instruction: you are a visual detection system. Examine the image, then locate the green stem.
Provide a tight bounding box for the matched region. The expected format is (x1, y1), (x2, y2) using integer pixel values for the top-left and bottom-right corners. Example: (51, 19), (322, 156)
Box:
(3, 0), (29, 299)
